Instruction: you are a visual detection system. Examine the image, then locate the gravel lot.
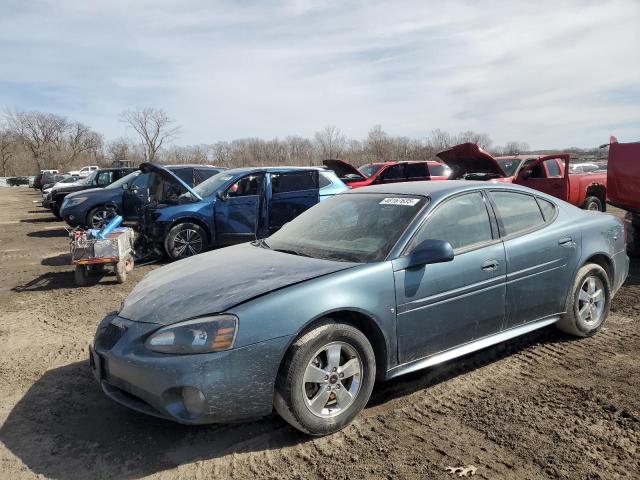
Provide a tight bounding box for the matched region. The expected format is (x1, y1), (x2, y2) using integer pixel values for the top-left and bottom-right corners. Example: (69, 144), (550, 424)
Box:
(0, 186), (638, 479)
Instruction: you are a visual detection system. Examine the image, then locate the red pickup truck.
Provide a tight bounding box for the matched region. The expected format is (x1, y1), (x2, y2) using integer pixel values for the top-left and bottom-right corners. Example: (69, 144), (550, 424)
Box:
(437, 142), (608, 211)
(606, 136), (640, 256)
(323, 159), (451, 188)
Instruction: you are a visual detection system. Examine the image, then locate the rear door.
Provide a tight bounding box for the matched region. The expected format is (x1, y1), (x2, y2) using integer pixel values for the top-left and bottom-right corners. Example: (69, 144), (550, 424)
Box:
(489, 190), (578, 328)
(376, 164), (407, 184)
(394, 191), (506, 363)
(215, 173), (264, 245)
(268, 171), (320, 235)
(516, 155), (570, 201)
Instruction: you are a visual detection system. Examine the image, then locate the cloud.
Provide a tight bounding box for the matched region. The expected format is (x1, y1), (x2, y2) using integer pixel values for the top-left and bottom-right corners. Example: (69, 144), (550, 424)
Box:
(0, 0), (638, 148)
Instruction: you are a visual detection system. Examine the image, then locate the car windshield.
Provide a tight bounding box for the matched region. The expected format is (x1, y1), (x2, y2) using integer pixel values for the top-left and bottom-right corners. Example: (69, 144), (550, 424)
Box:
(192, 172), (235, 197)
(496, 158), (522, 176)
(59, 177), (77, 184)
(263, 193), (427, 263)
(80, 171), (98, 185)
(358, 163), (384, 178)
(107, 170), (140, 189)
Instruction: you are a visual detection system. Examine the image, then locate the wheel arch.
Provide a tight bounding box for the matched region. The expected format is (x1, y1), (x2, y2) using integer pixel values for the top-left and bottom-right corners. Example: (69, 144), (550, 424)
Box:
(280, 308), (390, 381)
(584, 183), (607, 211)
(167, 216), (214, 246)
(583, 252), (614, 286)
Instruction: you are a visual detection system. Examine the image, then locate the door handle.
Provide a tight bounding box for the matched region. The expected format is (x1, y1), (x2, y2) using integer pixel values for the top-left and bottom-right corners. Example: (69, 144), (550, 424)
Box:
(481, 259), (499, 271)
(558, 237), (574, 247)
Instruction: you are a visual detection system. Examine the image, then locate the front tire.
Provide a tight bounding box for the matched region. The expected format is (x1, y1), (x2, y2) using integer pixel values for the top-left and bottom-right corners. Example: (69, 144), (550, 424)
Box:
(87, 206), (112, 229)
(557, 263), (610, 337)
(274, 321), (376, 436)
(165, 222), (206, 260)
(583, 196), (603, 212)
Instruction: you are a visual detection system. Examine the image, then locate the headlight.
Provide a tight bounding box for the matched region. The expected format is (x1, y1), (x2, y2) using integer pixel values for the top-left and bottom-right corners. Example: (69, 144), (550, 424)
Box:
(145, 315), (238, 354)
(63, 196), (87, 208)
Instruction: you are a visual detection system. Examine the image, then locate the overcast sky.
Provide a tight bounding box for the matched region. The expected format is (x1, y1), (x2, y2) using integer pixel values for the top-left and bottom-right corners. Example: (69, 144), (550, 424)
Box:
(1, 0), (638, 149)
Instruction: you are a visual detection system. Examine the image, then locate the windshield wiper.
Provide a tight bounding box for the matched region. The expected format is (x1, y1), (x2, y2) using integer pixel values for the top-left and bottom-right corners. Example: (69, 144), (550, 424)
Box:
(272, 248), (312, 258)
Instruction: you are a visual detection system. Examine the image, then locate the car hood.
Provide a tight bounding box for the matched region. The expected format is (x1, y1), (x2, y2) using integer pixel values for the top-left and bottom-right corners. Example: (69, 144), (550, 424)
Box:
(436, 143), (507, 178)
(322, 159), (366, 181)
(64, 187), (102, 198)
(139, 162), (203, 201)
(118, 243), (357, 325)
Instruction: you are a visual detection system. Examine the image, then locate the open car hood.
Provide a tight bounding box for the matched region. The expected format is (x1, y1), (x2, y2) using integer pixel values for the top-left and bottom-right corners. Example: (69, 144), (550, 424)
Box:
(322, 159), (366, 181)
(139, 162), (202, 201)
(118, 243), (357, 325)
(436, 143), (507, 178)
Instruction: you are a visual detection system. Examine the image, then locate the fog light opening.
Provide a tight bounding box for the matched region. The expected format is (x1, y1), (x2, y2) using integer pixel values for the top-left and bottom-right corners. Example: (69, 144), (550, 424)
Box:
(182, 386), (206, 418)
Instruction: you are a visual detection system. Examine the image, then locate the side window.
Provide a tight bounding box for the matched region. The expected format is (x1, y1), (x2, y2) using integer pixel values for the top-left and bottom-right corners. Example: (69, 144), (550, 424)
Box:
(491, 191), (545, 235)
(131, 172), (150, 189)
(406, 162), (429, 180)
(408, 192), (493, 252)
(227, 174), (262, 198)
(172, 168), (193, 186)
(379, 164), (406, 182)
(194, 168), (218, 186)
(96, 171), (112, 187)
(537, 197), (557, 221)
(271, 171), (318, 194)
(545, 159), (561, 177)
(318, 173), (331, 188)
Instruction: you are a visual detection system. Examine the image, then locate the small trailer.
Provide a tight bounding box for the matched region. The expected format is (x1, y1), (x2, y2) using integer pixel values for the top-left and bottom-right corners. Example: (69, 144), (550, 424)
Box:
(70, 227), (135, 285)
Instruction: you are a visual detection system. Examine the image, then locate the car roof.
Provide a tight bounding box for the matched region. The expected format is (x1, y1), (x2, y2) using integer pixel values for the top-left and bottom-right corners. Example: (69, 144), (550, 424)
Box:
(164, 164), (223, 169)
(345, 179), (546, 201)
(219, 166), (325, 175)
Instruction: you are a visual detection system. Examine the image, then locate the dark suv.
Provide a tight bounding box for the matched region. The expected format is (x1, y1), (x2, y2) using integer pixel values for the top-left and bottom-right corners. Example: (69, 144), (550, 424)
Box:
(60, 164), (225, 228)
(43, 168), (136, 218)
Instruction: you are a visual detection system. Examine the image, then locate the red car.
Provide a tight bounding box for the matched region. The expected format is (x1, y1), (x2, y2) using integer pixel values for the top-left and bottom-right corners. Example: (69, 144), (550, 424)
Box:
(322, 159), (451, 188)
(437, 143), (608, 211)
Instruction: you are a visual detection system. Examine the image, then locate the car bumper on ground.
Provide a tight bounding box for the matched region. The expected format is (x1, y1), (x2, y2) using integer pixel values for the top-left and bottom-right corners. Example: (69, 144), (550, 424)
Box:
(91, 314), (292, 425)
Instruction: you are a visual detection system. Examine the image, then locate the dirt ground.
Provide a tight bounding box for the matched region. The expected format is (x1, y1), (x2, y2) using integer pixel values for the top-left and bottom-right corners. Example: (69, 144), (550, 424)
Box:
(0, 186), (638, 480)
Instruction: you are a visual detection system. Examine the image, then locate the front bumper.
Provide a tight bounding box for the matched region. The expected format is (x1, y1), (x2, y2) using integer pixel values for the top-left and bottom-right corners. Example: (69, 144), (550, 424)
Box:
(91, 314), (292, 425)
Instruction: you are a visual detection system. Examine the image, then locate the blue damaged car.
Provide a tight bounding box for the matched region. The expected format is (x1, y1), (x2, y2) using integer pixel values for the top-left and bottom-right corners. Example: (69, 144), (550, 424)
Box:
(141, 166), (346, 260)
(91, 180), (628, 435)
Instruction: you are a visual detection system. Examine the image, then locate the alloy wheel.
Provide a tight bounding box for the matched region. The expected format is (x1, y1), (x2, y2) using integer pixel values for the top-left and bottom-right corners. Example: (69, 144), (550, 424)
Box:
(173, 228), (203, 257)
(302, 341), (362, 418)
(577, 275), (605, 325)
(91, 209), (109, 228)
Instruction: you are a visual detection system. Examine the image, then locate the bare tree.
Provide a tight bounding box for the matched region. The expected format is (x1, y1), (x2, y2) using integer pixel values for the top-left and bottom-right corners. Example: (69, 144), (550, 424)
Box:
(119, 107), (181, 162)
(497, 141), (531, 155)
(314, 125), (346, 159)
(0, 128), (15, 176)
(366, 125), (393, 162)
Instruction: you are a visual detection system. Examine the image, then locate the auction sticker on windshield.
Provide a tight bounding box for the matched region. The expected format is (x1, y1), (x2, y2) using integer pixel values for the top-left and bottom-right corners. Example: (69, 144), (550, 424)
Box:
(379, 197), (421, 206)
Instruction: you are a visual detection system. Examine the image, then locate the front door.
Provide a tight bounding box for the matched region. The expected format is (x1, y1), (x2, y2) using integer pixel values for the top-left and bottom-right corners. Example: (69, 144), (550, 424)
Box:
(215, 173), (264, 245)
(516, 155), (569, 201)
(489, 190), (579, 328)
(122, 172), (151, 218)
(267, 171), (319, 235)
(394, 191), (506, 364)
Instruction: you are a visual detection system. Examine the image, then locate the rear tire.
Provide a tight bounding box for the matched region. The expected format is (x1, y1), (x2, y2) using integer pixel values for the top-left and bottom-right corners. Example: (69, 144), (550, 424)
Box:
(274, 321), (376, 436)
(583, 196), (603, 212)
(557, 263), (610, 337)
(115, 260), (127, 284)
(165, 222), (206, 260)
(74, 265), (89, 286)
(625, 212), (640, 257)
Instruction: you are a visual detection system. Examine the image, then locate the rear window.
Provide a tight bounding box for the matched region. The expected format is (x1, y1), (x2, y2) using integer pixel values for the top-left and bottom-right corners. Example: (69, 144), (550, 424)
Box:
(537, 197), (557, 221)
(491, 191), (545, 236)
(271, 171), (318, 194)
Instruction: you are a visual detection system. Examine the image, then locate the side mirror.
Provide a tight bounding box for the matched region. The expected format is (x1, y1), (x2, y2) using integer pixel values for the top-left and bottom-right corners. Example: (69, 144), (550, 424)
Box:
(521, 169), (532, 180)
(121, 183), (128, 190)
(216, 191), (227, 201)
(403, 239), (454, 269)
